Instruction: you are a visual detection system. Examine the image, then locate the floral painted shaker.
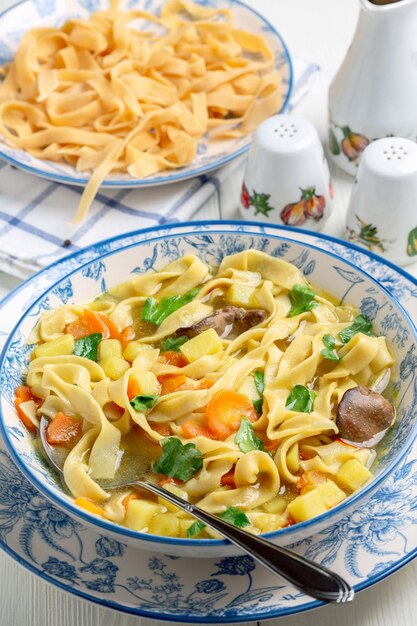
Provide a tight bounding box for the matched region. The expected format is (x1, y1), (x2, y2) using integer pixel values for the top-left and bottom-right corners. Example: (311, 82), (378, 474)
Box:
(346, 137), (417, 266)
(328, 0), (417, 175)
(239, 115), (333, 229)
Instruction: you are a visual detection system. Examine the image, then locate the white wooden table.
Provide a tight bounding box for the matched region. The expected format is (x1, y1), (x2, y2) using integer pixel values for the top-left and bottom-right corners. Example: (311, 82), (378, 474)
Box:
(1, 1), (417, 625)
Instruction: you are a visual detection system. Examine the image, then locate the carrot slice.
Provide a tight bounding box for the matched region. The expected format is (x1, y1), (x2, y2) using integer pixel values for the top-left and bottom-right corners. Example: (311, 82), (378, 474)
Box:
(159, 351), (188, 367)
(220, 467), (236, 488)
(127, 376), (141, 400)
(120, 325), (135, 348)
(207, 389), (258, 440)
(197, 379), (215, 390)
(15, 385), (32, 402)
(46, 412), (82, 447)
(258, 433), (280, 452)
(15, 385), (43, 408)
(82, 310), (120, 339)
(74, 497), (105, 517)
(181, 419), (215, 439)
(66, 310), (120, 340)
(14, 386), (39, 433)
(65, 318), (91, 339)
(100, 313), (120, 339)
(158, 374), (192, 395)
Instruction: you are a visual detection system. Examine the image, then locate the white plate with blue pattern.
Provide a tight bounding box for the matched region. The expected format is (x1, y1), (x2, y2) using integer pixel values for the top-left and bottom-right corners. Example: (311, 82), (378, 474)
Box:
(1, 222), (417, 621)
(0, 0), (292, 188)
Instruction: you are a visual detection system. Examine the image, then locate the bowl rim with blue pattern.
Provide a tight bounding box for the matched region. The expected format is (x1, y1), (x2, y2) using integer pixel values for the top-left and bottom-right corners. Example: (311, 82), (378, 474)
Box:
(2, 222), (417, 620)
(1, 221), (417, 553)
(0, 0), (293, 188)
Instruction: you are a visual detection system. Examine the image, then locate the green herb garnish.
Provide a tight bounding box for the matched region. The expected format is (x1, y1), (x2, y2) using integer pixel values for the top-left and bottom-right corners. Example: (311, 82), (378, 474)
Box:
(187, 508), (251, 535)
(253, 370), (265, 414)
(160, 335), (188, 352)
(289, 284), (318, 317)
(130, 394), (159, 413)
(338, 314), (372, 344)
(141, 288), (200, 326)
(186, 521), (206, 538)
(152, 437), (203, 481)
(73, 332), (103, 361)
(235, 418), (265, 453)
(320, 334), (340, 362)
(285, 385), (316, 413)
(219, 507), (250, 528)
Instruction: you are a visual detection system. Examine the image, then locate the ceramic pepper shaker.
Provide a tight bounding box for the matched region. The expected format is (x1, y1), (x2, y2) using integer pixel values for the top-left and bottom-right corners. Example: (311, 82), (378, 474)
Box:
(328, 0), (417, 176)
(239, 115), (333, 230)
(345, 137), (417, 266)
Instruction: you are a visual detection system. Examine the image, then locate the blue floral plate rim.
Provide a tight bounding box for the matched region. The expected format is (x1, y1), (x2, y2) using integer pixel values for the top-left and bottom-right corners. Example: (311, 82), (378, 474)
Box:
(0, 0), (293, 188)
(1, 226), (417, 550)
(0, 221), (417, 622)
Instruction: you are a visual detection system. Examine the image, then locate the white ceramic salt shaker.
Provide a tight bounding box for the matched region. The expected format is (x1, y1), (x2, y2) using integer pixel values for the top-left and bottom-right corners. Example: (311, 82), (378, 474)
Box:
(239, 115), (333, 230)
(328, 0), (417, 176)
(345, 137), (417, 266)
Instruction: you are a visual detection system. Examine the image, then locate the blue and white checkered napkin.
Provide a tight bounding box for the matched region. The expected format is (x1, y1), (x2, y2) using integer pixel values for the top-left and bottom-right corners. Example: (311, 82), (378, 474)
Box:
(0, 59), (319, 279)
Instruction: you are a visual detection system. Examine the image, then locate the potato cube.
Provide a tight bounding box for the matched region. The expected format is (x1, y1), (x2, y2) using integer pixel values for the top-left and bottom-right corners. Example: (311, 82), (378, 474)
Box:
(317, 480), (346, 508)
(252, 513), (284, 533)
(287, 489), (327, 522)
(100, 356), (130, 380)
(131, 370), (160, 396)
(34, 334), (74, 359)
(98, 339), (122, 361)
(148, 512), (180, 537)
(123, 340), (152, 363)
(262, 496), (288, 515)
(124, 500), (160, 530)
(287, 443), (300, 473)
(180, 328), (223, 363)
(179, 519), (197, 538)
(227, 283), (256, 307)
(336, 459), (372, 492)
(158, 484), (189, 513)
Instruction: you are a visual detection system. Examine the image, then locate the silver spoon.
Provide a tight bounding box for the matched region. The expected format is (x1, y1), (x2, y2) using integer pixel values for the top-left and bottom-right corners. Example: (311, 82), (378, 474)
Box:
(39, 416), (354, 604)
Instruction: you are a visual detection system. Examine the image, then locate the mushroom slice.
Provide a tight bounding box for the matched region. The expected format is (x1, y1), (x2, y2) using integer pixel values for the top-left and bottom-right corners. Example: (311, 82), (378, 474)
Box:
(336, 385), (396, 447)
(177, 306), (267, 339)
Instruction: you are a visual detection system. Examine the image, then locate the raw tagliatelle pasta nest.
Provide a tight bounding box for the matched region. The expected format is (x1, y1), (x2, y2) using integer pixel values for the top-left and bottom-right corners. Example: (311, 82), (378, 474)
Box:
(15, 251), (395, 539)
(0, 0), (283, 221)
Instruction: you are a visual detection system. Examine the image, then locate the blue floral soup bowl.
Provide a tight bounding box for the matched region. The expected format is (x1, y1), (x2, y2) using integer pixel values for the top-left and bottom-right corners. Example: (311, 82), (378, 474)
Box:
(1, 227), (417, 558)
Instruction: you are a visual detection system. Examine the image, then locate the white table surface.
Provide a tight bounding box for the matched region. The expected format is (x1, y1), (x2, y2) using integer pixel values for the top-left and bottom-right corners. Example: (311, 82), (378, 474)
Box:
(1, 0), (417, 625)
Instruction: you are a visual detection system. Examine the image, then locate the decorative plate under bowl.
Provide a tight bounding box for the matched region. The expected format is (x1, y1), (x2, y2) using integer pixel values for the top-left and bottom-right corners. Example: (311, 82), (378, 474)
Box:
(0, 222), (417, 621)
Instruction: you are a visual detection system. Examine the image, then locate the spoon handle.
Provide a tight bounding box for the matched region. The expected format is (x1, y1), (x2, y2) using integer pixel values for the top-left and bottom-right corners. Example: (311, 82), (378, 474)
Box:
(135, 480), (354, 604)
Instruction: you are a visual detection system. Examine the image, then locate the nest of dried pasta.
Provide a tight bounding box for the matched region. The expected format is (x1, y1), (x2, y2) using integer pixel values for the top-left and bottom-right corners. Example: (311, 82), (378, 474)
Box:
(0, 0), (283, 221)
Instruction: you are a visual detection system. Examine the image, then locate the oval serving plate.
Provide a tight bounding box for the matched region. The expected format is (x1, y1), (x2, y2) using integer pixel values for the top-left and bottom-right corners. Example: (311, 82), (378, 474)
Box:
(0, 0), (292, 188)
(0, 222), (417, 621)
